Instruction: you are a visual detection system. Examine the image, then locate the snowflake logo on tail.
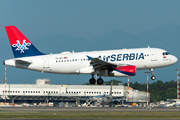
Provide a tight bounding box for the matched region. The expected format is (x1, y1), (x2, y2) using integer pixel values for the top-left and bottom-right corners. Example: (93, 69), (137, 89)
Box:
(12, 40), (31, 53)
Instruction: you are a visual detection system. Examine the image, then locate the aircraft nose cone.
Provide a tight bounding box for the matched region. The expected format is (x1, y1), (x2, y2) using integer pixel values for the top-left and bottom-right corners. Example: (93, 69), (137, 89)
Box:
(172, 56), (178, 64)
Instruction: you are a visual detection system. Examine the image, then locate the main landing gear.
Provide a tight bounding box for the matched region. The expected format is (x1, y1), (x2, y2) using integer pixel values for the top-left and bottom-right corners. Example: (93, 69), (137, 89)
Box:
(89, 75), (104, 85)
(150, 68), (156, 80)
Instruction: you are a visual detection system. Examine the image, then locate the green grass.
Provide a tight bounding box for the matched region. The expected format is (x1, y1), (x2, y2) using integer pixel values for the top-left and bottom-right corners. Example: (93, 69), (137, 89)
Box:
(0, 111), (180, 119)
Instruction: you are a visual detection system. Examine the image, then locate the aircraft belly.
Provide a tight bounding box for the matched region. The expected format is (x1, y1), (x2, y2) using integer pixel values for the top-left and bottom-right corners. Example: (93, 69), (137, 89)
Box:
(49, 64), (69, 74)
(68, 62), (88, 74)
(50, 63), (83, 74)
(28, 64), (43, 71)
(69, 65), (79, 73)
(131, 61), (145, 69)
(27, 60), (44, 71)
(133, 58), (163, 69)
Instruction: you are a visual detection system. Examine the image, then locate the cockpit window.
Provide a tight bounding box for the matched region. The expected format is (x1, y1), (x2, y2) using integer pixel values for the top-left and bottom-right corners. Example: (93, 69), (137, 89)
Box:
(162, 52), (170, 55)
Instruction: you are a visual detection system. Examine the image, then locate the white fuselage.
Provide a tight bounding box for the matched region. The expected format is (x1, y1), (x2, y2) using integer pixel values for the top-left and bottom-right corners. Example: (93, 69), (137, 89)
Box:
(4, 48), (178, 77)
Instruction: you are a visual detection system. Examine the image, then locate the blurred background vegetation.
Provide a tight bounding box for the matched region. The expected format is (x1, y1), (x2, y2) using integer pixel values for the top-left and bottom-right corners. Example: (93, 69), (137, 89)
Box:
(83, 79), (177, 102)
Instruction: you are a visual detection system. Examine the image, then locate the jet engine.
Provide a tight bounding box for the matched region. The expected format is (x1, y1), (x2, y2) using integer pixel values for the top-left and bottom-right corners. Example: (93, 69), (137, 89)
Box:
(108, 65), (136, 77)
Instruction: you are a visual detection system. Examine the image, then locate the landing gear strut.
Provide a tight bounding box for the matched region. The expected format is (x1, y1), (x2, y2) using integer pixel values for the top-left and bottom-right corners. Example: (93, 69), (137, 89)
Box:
(89, 75), (104, 85)
(150, 68), (156, 80)
(89, 75), (96, 84)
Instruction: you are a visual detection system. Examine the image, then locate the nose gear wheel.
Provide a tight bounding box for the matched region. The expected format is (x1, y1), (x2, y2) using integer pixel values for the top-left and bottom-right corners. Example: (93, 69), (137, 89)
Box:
(151, 76), (156, 80)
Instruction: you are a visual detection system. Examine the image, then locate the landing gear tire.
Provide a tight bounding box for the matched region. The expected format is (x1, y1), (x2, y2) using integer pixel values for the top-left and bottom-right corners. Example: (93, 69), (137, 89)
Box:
(150, 68), (156, 80)
(151, 76), (156, 80)
(89, 78), (96, 84)
(97, 78), (104, 85)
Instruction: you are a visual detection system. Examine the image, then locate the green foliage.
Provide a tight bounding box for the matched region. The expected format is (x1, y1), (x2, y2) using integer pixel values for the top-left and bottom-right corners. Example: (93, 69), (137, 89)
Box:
(83, 79), (177, 102)
(123, 79), (177, 102)
(1, 111), (180, 119)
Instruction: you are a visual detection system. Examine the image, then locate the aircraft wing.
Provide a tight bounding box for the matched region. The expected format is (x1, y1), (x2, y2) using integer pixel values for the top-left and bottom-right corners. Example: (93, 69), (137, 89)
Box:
(87, 55), (131, 70)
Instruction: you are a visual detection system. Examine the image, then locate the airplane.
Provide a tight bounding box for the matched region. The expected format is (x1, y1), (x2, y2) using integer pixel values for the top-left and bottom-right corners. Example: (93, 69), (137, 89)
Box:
(4, 26), (178, 85)
(96, 81), (113, 104)
(88, 81), (115, 106)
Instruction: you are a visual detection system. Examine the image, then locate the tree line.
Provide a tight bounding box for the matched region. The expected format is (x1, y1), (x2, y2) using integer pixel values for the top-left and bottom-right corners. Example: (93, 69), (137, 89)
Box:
(83, 79), (177, 102)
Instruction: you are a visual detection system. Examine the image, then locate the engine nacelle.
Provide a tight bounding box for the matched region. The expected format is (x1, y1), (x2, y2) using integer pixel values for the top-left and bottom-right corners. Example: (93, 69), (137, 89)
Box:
(108, 65), (136, 77)
(109, 70), (129, 77)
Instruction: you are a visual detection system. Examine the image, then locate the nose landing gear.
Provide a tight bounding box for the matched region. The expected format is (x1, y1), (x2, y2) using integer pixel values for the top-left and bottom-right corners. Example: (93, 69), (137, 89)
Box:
(151, 76), (156, 80)
(150, 68), (156, 80)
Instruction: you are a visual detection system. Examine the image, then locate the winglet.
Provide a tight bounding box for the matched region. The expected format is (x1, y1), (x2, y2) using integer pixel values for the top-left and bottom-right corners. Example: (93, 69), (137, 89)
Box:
(5, 26), (45, 58)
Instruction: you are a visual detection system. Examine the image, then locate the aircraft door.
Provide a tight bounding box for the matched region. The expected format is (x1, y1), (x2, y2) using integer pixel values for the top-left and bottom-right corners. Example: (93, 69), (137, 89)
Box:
(150, 50), (157, 61)
(43, 57), (50, 68)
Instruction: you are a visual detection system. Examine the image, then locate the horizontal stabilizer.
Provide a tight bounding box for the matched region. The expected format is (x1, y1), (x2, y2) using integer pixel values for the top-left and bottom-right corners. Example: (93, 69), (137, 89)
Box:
(15, 59), (32, 65)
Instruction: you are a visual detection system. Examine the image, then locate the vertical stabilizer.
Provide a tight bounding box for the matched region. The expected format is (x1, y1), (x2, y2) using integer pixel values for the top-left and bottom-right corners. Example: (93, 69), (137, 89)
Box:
(5, 26), (44, 58)
(110, 81), (113, 96)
